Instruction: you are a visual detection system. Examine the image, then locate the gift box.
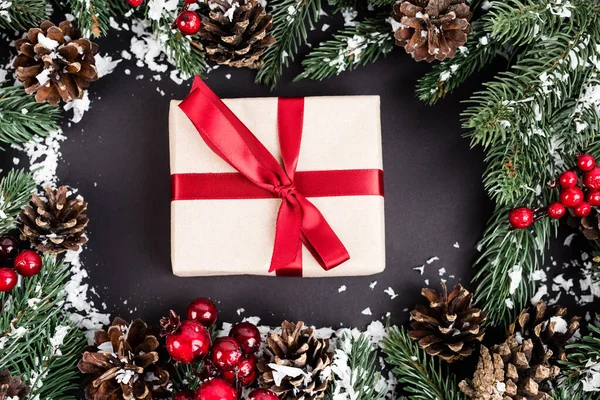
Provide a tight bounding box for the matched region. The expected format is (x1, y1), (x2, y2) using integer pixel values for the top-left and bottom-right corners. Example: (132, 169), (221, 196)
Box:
(169, 78), (385, 277)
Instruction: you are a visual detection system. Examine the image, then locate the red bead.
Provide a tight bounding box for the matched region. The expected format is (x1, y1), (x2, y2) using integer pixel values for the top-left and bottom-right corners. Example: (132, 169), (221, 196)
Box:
(248, 389), (279, 400)
(584, 167), (600, 190)
(174, 390), (195, 400)
(508, 207), (534, 229)
(574, 202), (592, 217)
(166, 320), (212, 364)
(187, 298), (218, 326)
(0, 267), (18, 292)
(0, 236), (19, 261)
(211, 337), (243, 371)
(560, 187), (585, 208)
(13, 250), (43, 277)
(578, 154), (596, 172)
(230, 322), (261, 354)
(547, 202), (566, 219)
(194, 378), (237, 400)
(176, 11), (201, 35)
(127, 0), (143, 7)
(222, 354), (258, 386)
(587, 190), (600, 206)
(558, 170), (578, 188)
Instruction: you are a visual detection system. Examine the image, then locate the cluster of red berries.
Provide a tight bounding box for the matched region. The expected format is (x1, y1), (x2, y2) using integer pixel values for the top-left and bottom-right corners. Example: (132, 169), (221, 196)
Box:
(509, 154), (600, 229)
(164, 298), (278, 400)
(126, 0), (201, 35)
(0, 236), (43, 292)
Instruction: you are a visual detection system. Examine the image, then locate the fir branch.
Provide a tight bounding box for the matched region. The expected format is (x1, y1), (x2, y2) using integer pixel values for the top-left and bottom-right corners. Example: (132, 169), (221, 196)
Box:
(369, 0), (395, 7)
(0, 85), (60, 146)
(381, 326), (466, 400)
(327, 0), (358, 13)
(0, 0), (48, 31)
(65, 0), (111, 36)
(0, 169), (36, 235)
(295, 15), (393, 82)
(255, 0), (321, 88)
(560, 318), (600, 392)
(0, 255), (86, 400)
(330, 331), (386, 400)
(159, 26), (209, 78)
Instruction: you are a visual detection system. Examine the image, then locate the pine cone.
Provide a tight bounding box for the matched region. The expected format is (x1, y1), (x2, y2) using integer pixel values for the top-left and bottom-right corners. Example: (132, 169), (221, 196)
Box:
(257, 321), (333, 400)
(197, 0), (276, 69)
(0, 369), (30, 400)
(19, 186), (88, 254)
(78, 318), (171, 400)
(408, 282), (486, 363)
(391, 0), (473, 62)
(459, 341), (559, 400)
(508, 301), (580, 362)
(13, 20), (99, 105)
(567, 207), (600, 240)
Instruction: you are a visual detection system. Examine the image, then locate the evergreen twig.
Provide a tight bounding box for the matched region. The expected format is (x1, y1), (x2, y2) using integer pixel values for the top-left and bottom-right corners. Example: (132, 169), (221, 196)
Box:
(0, 0), (48, 31)
(64, 0), (110, 36)
(559, 318), (600, 398)
(0, 169), (36, 234)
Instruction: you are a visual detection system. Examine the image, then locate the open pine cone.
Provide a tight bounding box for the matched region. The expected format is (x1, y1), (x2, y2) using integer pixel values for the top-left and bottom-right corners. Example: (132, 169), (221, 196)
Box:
(0, 369), (30, 400)
(19, 186), (88, 254)
(257, 321), (333, 400)
(391, 0), (473, 62)
(78, 317), (170, 400)
(197, 0), (276, 69)
(408, 282), (486, 363)
(508, 301), (580, 362)
(567, 207), (600, 240)
(13, 20), (98, 105)
(459, 341), (559, 400)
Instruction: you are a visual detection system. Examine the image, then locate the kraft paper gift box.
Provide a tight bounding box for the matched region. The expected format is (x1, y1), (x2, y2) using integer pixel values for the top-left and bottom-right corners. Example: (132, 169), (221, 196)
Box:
(169, 82), (385, 277)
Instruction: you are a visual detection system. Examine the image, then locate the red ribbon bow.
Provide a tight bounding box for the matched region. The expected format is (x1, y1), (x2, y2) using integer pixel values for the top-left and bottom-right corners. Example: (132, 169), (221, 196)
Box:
(176, 77), (383, 276)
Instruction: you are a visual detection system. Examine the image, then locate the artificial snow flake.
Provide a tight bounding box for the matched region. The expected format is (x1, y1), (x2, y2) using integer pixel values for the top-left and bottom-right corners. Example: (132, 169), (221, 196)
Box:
(508, 265), (523, 295)
(361, 307), (372, 316)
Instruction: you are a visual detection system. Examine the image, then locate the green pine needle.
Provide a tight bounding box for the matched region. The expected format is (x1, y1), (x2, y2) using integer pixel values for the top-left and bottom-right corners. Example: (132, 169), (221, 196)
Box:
(255, 0), (322, 88)
(0, 85), (60, 147)
(0, 169), (36, 234)
(295, 14), (394, 82)
(559, 318), (600, 398)
(0, 0), (48, 31)
(381, 326), (466, 400)
(65, 0), (111, 36)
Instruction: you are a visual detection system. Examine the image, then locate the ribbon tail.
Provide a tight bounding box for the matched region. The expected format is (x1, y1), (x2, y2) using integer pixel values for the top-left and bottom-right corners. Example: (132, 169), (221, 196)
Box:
(295, 195), (350, 271)
(269, 200), (303, 276)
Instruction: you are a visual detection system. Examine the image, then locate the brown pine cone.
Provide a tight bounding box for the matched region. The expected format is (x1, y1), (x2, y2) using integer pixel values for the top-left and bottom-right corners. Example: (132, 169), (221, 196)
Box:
(566, 207), (600, 240)
(257, 321), (333, 400)
(459, 341), (559, 400)
(391, 0), (473, 62)
(78, 318), (171, 400)
(0, 369), (30, 400)
(508, 301), (580, 362)
(408, 282), (486, 363)
(19, 186), (88, 254)
(197, 0), (276, 69)
(13, 20), (99, 105)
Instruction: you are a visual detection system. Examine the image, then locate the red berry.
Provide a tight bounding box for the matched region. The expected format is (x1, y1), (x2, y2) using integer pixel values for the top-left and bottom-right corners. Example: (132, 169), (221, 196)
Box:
(175, 390), (195, 400)
(0, 236), (19, 261)
(574, 202), (592, 217)
(211, 337), (243, 371)
(587, 190), (600, 206)
(558, 170), (578, 188)
(508, 207), (534, 229)
(547, 202), (566, 219)
(127, 0), (143, 7)
(194, 378), (237, 400)
(248, 389), (279, 400)
(0, 267), (18, 292)
(176, 11), (201, 35)
(578, 154), (596, 172)
(13, 250), (43, 277)
(584, 167), (600, 190)
(222, 354), (258, 386)
(560, 187), (585, 208)
(184, 0), (196, 4)
(166, 320), (212, 364)
(230, 322), (261, 354)
(187, 298), (218, 326)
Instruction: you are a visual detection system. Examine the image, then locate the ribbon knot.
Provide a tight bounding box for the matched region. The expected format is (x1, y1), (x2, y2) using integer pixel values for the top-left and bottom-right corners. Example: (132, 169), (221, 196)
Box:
(273, 183), (296, 200)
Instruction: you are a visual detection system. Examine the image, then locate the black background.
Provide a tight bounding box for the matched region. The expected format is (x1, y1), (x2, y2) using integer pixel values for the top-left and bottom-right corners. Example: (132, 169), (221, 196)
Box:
(0, 15), (588, 333)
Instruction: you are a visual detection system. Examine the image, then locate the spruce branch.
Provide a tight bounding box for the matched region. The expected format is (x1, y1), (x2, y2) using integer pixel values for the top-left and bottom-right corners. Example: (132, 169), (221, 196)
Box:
(0, 169), (36, 235)
(295, 14), (393, 82)
(159, 25), (209, 78)
(369, 0), (395, 7)
(255, 0), (321, 88)
(381, 326), (466, 400)
(65, 0), (111, 36)
(0, 0), (48, 31)
(0, 85), (60, 146)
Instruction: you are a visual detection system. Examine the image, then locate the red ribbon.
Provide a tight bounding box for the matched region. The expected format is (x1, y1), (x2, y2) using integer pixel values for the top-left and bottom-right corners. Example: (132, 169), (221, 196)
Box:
(175, 77), (383, 277)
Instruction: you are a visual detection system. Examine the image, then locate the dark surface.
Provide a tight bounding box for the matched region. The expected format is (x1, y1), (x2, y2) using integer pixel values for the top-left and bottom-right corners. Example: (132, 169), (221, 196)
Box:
(3, 21), (503, 329)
